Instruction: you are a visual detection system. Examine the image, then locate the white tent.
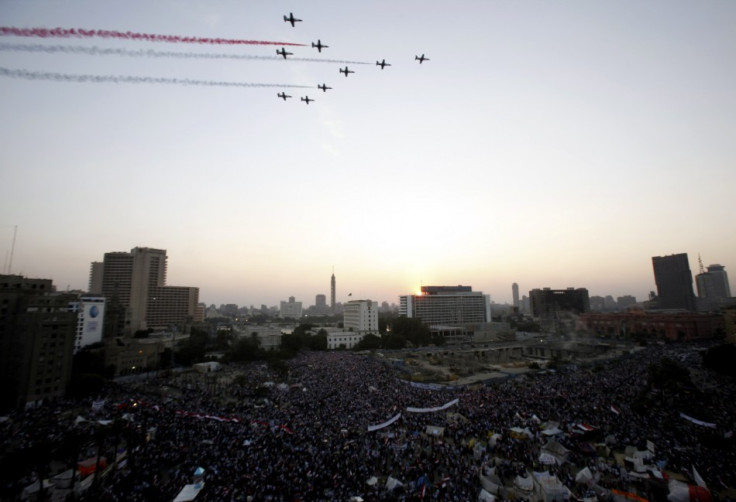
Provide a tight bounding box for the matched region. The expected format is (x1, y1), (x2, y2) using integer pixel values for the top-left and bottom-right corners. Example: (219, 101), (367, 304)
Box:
(514, 475), (534, 493)
(479, 488), (497, 502)
(533, 471), (571, 502)
(575, 467), (594, 486)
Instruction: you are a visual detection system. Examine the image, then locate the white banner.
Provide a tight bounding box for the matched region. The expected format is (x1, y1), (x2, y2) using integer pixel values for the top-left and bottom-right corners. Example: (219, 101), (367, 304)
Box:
(406, 398), (459, 414)
(680, 413), (716, 429)
(367, 413), (402, 432)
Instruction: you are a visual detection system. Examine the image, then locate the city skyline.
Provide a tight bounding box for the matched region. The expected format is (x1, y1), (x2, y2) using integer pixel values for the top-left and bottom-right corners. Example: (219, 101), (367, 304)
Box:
(2, 1), (735, 308)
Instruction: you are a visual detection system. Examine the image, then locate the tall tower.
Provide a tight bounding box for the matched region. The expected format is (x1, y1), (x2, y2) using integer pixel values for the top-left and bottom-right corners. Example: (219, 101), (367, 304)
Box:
(652, 253), (696, 311)
(330, 271), (336, 313)
(512, 283), (520, 308)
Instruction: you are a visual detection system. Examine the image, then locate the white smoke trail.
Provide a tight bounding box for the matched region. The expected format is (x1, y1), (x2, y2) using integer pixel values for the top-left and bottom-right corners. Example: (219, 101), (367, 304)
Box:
(0, 43), (372, 65)
(0, 66), (314, 88)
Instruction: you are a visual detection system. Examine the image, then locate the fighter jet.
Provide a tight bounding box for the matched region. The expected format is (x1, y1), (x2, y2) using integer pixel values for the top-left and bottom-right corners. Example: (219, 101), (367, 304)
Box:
(318, 84), (332, 92)
(277, 47), (293, 59)
(376, 59), (391, 69)
(277, 92), (291, 101)
(312, 40), (328, 52)
(283, 12), (302, 27)
(415, 54), (429, 64)
(340, 66), (354, 77)
(301, 96), (314, 104)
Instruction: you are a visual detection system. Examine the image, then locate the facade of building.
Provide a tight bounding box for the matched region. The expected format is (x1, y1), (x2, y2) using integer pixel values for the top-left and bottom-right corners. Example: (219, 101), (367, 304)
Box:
(0, 275), (77, 410)
(530, 288), (590, 318)
(91, 247), (201, 334)
(68, 296), (106, 353)
(399, 286), (491, 327)
(578, 311), (724, 341)
(343, 299), (379, 333)
(280, 297), (303, 319)
(512, 283), (520, 308)
(652, 253), (697, 311)
(327, 331), (365, 350)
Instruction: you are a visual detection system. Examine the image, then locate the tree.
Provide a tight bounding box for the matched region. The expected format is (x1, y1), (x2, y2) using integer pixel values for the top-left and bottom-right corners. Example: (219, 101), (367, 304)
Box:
(355, 333), (382, 350)
(391, 317), (432, 346)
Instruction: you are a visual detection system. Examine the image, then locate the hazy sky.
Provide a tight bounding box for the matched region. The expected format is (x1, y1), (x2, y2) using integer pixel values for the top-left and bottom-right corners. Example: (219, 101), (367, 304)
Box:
(1, 1), (734, 307)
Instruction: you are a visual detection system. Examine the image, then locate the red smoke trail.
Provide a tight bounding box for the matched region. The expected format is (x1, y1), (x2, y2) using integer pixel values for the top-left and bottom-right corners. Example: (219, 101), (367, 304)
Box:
(0, 26), (306, 46)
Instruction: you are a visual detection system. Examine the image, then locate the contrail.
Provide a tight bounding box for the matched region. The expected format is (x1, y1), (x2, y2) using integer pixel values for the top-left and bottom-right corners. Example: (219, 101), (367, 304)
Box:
(0, 43), (372, 65)
(0, 26), (306, 47)
(0, 67), (313, 89)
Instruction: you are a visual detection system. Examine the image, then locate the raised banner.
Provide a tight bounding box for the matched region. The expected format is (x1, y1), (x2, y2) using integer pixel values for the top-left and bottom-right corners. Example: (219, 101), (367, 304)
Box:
(679, 413), (716, 429)
(406, 398), (459, 414)
(368, 413), (402, 432)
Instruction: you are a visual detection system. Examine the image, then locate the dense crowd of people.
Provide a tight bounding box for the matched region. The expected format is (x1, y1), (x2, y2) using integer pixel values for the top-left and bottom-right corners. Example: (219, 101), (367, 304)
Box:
(1, 340), (734, 501)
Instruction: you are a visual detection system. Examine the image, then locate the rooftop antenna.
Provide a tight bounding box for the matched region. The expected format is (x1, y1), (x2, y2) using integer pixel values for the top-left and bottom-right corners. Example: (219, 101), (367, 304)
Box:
(7, 225), (17, 274)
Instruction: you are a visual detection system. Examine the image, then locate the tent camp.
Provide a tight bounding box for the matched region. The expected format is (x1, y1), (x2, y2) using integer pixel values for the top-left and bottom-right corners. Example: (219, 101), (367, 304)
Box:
(533, 471), (571, 502)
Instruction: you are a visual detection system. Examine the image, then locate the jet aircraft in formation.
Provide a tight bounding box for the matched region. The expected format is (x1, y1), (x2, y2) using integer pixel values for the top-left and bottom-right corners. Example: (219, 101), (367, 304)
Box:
(276, 47), (293, 59)
(283, 12), (302, 27)
(312, 40), (328, 52)
(278, 14), (431, 106)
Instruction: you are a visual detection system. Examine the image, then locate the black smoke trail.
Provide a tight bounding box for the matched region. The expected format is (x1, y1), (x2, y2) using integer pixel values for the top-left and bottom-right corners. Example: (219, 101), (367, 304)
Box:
(0, 43), (372, 65)
(0, 67), (314, 88)
(0, 26), (306, 47)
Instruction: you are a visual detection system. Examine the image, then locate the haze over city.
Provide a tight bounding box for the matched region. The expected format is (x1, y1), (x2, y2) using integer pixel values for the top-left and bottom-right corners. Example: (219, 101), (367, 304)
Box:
(1, 1), (735, 307)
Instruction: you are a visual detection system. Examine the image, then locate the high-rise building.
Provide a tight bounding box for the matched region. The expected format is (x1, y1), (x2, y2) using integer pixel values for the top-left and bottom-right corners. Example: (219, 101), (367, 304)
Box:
(343, 299), (379, 333)
(315, 294), (327, 314)
(91, 247), (201, 333)
(88, 261), (104, 294)
(530, 288), (590, 318)
(696, 264), (731, 299)
(330, 272), (336, 313)
(280, 296), (303, 318)
(652, 253), (696, 311)
(0, 275), (77, 410)
(512, 283), (520, 308)
(399, 285), (491, 326)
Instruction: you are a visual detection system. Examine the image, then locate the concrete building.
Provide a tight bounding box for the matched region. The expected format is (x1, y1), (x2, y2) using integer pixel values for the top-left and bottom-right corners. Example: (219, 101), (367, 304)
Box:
(652, 253), (696, 311)
(512, 283), (520, 309)
(327, 331), (365, 350)
(280, 297), (303, 319)
(343, 299), (379, 333)
(0, 275), (77, 410)
(91, 247), (201, 334)
(399, 286), (491, 327)
(530, 288), (590, 318)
